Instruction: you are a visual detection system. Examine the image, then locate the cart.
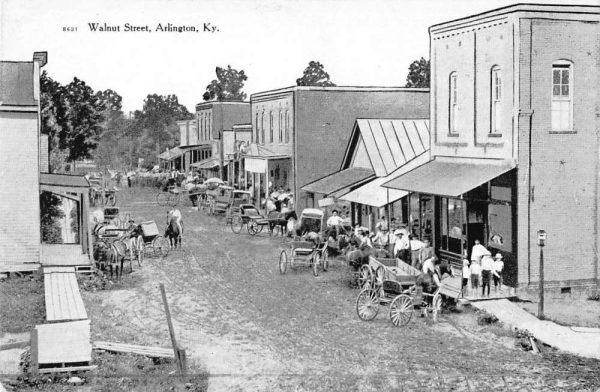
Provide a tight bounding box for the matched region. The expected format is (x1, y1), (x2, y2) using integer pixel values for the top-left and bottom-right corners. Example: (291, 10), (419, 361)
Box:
(224, 190), (252, 223)
(278, 208), (328, 277)
(135, 220), (170, 259)
(230, 204), (271, 235)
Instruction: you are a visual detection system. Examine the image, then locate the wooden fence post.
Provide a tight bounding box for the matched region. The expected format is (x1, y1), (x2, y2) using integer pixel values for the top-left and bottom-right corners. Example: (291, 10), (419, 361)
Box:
(159, 283), (187, 376)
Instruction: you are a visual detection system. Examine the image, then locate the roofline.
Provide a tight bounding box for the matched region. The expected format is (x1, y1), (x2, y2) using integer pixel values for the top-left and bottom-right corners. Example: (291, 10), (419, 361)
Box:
(430, 3), (600, 32)
(0, 60), (34, 64)
(251, 85), (429, 99)
(195, 100), (250, 110)
(0, 105), (38, 113)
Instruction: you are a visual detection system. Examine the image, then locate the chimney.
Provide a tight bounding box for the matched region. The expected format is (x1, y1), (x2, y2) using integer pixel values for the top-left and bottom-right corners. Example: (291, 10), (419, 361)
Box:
(33, 52), (48, 67)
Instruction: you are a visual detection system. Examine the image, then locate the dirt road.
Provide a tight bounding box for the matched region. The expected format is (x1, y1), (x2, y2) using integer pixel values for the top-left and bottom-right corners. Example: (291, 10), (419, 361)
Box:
(85, 188), (600, 391)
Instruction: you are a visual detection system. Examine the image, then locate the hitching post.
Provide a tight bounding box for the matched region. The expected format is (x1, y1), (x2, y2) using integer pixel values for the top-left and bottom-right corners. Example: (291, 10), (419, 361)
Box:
(537, 230), (546, 318)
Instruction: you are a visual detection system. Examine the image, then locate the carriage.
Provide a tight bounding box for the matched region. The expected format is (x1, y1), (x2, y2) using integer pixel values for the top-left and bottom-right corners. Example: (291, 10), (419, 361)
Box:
(134, 220), (170, 260)
(230, 204), (271, 235)
(278, 208), (329, 277)
(355, 259), (462, 326)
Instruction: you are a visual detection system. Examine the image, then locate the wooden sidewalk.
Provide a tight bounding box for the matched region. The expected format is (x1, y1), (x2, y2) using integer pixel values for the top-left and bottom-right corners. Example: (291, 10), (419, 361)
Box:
(40, 244), (91, 267)
(471, 299), (600, 360)
(43, 267), (87, 322)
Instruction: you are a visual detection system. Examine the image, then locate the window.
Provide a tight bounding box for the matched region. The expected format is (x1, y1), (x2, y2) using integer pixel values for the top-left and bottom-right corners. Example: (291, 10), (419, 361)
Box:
(285, 110), (290, 143)
(269, 111), (274, 143)
(449, 72), (458, 133)
(200, 115), (204, 141)
(278, 111), (283, 142)
(440, 197), (466, 255)
(491, 66), (502, 133)
(552, 61), (572, 131)
(207, 113), (212, 140)
(254, 112), (259, 143)
(261, 111), (266, 144)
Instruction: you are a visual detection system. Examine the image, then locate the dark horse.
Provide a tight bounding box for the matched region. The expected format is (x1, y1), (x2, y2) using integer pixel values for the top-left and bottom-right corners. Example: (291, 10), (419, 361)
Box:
(268, 210), (298, 237)
(165, 209), (183, 249)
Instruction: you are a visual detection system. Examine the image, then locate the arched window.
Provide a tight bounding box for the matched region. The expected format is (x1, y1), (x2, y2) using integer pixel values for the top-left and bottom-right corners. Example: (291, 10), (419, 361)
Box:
(449, 72), (458, 134)
(552, 60), (573, 131)
(490, 66), (502, 133)
(269, 111), (273, 143)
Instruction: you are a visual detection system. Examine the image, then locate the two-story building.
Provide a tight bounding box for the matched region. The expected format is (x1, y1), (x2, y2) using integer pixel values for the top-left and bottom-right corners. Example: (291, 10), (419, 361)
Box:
(246, 86), (430, 211)
(384, 4), (600, 293)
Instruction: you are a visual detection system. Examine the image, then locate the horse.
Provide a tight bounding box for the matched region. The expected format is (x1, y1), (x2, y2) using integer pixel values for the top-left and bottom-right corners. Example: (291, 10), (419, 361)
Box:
(166, 209), (183, 249)
(268, 210), (298, 237)
(93, 240), (123, 280)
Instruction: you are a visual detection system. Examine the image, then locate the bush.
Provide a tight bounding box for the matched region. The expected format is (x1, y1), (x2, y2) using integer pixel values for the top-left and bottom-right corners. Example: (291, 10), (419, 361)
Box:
(476, 310), (499, 325)
(77, 270), (114, 292)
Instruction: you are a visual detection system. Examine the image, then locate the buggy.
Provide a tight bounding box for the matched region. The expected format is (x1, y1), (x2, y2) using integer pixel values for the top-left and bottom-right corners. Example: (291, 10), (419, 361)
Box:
(230, 204), (271, 235)
(278, 208), (328, 277)
(134, 220), (170, 259)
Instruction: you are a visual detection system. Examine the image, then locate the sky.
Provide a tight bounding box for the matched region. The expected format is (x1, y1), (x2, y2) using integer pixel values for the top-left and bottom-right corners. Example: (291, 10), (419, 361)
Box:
(1, 0), (594, 113)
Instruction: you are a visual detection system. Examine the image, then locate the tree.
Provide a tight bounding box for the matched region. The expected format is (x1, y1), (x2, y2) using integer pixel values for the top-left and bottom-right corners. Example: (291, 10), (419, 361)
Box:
(40, 191), (64, 244)
(203, 65), (248, 101)
(296, 61), (336, 87)
(405, 57), (430, 88)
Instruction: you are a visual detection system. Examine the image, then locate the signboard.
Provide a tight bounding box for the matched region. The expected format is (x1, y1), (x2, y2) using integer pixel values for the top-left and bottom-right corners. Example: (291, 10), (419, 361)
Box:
(318, 197), (335, 207)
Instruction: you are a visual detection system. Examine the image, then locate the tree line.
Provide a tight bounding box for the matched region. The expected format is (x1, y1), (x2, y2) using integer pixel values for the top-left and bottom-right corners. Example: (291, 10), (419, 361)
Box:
(42, 59), (430, 173)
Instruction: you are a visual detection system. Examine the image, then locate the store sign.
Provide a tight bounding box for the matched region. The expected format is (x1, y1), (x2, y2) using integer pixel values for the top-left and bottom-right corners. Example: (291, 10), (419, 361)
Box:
(318, 197), (335, 207)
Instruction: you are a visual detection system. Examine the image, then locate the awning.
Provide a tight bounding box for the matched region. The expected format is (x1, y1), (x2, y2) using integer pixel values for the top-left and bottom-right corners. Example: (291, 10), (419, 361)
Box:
(383, 158), (516, 197)
(40, 173), (90, 188)
(301, 167), (375, 195)
(340, 177), (408, 208)
(191, 157), (219, 169)
(158, 147), (184, 160)
(245, 157), (267, 173)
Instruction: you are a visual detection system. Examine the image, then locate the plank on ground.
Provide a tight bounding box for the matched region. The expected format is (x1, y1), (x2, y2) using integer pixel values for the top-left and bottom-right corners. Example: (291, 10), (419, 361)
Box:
(38, 365), (97, 374)
(36, 320), (92, 364)
(93, 341), (175, 358)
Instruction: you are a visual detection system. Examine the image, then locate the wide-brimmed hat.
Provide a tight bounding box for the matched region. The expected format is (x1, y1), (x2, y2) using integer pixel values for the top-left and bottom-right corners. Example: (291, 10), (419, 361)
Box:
(494, 253), (503, 260)
(394, 229), (403, 236)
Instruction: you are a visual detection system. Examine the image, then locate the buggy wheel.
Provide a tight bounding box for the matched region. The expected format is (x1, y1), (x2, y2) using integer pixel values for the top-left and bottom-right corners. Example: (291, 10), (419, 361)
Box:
(231, 215), (243, 234)
(432, 294), (443, 323)
(279, 250), (288, 274)
(136, 236), (144, 267)
(358, 265), (373, 289)
(247, 221), (259, 236)
(321, 248), (329, 272)
(356, 289), (380, 321)
(312, 252), (320, 277)
(390, 294), (414, 327)
(153, 236), (170, 257)
(157, 192), (168, 206)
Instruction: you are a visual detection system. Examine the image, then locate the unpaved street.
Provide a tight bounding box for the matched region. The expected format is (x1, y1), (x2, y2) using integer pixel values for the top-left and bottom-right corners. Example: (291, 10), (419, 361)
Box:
(84, 188), (600, 391)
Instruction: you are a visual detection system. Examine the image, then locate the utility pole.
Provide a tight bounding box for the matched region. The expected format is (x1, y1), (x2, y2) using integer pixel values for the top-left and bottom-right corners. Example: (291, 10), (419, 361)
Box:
(537, 230), (546, 318)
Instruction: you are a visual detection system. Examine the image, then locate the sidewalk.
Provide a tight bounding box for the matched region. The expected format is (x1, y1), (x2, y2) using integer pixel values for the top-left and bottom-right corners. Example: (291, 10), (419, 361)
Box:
(471, 299), (600, 360)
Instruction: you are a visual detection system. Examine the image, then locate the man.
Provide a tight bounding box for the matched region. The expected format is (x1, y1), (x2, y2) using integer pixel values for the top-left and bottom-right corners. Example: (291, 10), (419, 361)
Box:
(471, 239), (491, 263)
(375, 216), (388, 232)
(409, 236), (425, 269)
(419, 239), (434, 271)
(327, 210), (344, 227)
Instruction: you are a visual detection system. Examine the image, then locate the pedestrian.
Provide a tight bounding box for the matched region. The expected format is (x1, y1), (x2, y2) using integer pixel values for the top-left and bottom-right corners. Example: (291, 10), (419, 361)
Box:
(410, 235), (425, 269)
(418, 239), (434, 271)
(393, 229), (409, 262)
(493, 253), (504, 294)
(469, 259), (481, 298)
(481, 254), (494, 297)
(375, 216), (388, 232)
(471, 239), (491, 263)
(462, 259), (470, 297)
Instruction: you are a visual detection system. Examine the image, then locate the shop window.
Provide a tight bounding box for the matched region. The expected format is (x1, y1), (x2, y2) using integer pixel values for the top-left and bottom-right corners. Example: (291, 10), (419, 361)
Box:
(491, 66), (502, 133)
(449, 72), (458, 134)
(552, 61), (572, 131)
(440, 197), (465, 255)
(488, 203), (512, 252)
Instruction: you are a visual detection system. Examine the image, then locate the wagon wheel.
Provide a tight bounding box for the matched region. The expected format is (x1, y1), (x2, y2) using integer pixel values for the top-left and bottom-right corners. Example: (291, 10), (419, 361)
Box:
(136, 236), (144, 267)
(358, 265), (373, 289)
(231, 215), (243, 234)
(356, 288), (380, 321)
(279, 250), (288, 274)
(168, 192), (180, 207)
(389, 294), (414, 327)
(105, 192), (117, 207)
(153, 236), (170, 257)
(156, 192), (168, 206)
(247, 220), (259, 236)
(432, 293), (443, 323)
(312, 252), (320, 277)
(321, 248), (329, 272)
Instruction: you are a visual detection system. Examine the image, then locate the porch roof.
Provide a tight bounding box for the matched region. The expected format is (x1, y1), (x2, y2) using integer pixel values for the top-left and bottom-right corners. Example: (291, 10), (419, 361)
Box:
(40, 173), (89, 188)
(190, 157), (220, 169)
(301, 167), (375, 195)
(158, 147), (184, 160)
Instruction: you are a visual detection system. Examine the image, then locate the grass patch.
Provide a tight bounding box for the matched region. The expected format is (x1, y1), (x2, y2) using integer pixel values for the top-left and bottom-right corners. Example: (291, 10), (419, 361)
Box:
(0, 273), (45, 333)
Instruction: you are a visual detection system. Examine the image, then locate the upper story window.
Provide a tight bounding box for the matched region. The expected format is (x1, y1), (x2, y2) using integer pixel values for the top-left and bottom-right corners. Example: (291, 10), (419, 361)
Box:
(449, 72), (458, 134)
(261, 110), (266, 144)
(552, 61), (573, 131)
(285, 110), (290, 143)
(207, 113), (212, 140)
(196, 116), (200, 141)
(491, 66), (502, 133)
(200, 115), (205, 141)
(269, 112), (274, 143)
(254, 112), (258, 143)
(278, 111), (283, 143)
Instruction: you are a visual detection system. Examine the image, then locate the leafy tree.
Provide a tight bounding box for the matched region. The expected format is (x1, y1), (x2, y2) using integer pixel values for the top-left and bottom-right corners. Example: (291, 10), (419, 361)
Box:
(405, 57), (430, 88)
(296, 61), (336, 87)
(203, 65), (248, 101)
(40, 191), (64, 244)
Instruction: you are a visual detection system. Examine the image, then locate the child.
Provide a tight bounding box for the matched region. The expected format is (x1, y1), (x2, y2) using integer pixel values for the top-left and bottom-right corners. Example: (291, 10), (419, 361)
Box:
(493, 253), (504, 294)
(469, 260), (481, 298)
(462, 259), (470, 297)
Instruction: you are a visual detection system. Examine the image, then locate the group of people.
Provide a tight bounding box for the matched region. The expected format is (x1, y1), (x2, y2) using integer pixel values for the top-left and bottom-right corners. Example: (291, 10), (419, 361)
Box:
(462, 240), (504, 298)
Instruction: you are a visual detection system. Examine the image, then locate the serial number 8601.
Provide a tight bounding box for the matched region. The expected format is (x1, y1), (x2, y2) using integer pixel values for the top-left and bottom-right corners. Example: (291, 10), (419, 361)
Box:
(63, 27), (78, 32)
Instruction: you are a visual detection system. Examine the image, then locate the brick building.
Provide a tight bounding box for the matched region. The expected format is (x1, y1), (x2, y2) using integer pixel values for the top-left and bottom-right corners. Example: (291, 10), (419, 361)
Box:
(384, 4), (600, 292)
(247, 86), (429, 211)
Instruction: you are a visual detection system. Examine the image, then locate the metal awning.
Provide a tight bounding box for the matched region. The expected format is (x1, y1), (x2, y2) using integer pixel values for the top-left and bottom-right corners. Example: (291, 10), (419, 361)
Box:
(158, 147), (184, 161)
(340, 177), (408, 208)
(383, 158), (516, 197)
(301, 167), (375, 195)
(191, 157), (219, 169)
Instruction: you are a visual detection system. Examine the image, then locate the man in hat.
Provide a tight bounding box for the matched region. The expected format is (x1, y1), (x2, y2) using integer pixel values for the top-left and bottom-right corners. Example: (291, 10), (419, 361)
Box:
(393, 229), (410, 262)
(493, 253), (504, 294)
(327, 209), (344, 227)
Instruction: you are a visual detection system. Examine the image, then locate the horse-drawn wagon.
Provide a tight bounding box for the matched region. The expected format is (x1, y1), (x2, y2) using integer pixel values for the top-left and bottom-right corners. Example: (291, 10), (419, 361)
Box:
(230, 204), (271, 235)
(278, 208), (329, 277)
(134, 221), (170, 260)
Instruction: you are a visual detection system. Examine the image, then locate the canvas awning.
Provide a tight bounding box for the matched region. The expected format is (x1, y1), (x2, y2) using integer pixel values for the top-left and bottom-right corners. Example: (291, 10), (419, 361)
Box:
(340, 176), (408, 208)
(158, 147), (184, 161)
(40, 173), (90, 194)
(301, 167), (375, 195)
(191, 157), (219, 169)
(383, 158), (516, 197)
